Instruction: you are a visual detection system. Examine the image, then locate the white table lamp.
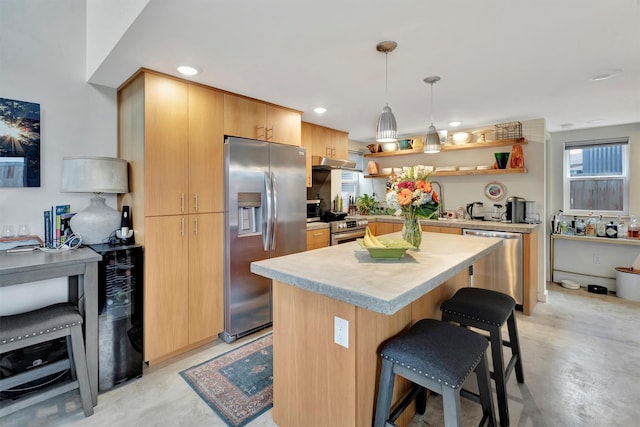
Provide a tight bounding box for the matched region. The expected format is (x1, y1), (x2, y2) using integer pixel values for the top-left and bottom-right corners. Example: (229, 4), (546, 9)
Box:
(61, 156), (128, 244)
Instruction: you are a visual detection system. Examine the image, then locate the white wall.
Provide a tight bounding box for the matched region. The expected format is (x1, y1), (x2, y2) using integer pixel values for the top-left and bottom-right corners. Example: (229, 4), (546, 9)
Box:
(548, 123), (640, 291)
(0, 0), (118, 314)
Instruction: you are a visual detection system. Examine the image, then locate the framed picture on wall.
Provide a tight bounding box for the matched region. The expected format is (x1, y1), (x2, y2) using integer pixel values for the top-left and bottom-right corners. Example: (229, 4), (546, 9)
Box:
(0, 97), (41, 187)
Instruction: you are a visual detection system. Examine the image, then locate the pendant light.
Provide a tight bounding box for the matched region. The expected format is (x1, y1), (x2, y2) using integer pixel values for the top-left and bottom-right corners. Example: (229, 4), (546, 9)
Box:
(376, 41), (398, 143)
(423, 76), (441, 153)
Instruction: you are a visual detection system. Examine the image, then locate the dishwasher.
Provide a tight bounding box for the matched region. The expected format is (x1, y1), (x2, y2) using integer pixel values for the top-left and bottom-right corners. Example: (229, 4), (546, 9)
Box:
(462, 229), (523, 309)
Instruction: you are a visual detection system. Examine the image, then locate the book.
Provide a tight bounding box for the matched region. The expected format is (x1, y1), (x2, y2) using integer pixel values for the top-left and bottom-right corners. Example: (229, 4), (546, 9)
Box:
(55, 204), (70, 243)
(59, 212), (75, 244)
(44, 210), (52, 247)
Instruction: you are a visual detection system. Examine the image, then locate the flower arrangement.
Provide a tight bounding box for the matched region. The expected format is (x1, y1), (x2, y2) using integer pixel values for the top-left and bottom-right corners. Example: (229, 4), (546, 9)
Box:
(385, 166), (440, 220)
(385, 166), (440, 247)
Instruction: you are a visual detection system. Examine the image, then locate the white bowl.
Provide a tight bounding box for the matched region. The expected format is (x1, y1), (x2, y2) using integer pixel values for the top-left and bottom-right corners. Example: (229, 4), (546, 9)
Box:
(381, 167), (393, 175)
(393, 167), (403, 174)
(452, 132), (471, 145)
(381, 142), (398, 152)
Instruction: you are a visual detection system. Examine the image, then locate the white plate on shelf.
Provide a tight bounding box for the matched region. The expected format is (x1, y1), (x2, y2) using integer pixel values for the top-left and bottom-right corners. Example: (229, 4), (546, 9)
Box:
(435, 166), (456, 172)
(458, 166), (476, 171)
(476, 165), (492, 170)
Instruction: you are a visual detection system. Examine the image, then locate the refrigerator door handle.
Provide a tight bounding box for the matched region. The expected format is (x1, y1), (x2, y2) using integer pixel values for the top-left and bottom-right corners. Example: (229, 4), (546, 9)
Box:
(271, 171), (277, 250)
(263, 171), (272, 251)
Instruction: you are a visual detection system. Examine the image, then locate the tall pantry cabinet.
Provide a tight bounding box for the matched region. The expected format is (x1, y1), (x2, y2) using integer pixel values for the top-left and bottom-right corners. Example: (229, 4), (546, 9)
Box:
(118, 70), (224, 364)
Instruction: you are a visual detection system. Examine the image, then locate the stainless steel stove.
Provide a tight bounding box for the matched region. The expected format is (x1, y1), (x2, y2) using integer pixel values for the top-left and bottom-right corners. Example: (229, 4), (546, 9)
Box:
(329, 217), (369, 245)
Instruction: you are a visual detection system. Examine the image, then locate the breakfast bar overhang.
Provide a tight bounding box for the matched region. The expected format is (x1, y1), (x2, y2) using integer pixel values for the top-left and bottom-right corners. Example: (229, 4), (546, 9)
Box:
(251, 231), (502, 427)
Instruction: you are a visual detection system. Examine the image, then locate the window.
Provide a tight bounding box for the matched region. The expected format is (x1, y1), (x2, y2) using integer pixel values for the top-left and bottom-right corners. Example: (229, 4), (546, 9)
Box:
(341, 151), (362, 205)
(563, 137), (629, 216)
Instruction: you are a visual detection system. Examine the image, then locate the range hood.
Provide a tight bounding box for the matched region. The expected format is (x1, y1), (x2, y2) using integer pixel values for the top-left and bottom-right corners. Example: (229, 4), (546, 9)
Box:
(312, 156), (361, 172)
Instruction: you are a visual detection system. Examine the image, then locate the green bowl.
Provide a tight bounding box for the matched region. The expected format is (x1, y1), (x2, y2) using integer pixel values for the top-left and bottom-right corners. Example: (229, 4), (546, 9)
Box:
(357, 238), (414, 259)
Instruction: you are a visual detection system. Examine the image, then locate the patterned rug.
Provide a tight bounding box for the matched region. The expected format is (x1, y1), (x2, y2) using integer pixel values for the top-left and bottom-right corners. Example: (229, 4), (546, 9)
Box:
(180, 334), (273, 427)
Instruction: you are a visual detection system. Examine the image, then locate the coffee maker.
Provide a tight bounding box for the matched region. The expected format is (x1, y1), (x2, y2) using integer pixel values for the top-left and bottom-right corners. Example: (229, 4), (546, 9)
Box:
(505, 196), (526, 223)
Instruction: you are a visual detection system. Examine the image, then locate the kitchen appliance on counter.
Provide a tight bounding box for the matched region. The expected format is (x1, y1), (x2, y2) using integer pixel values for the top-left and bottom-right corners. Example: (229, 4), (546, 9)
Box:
(328, 218), (369, 245)
(505, 196), (526, 223)
(307, 199), (321, 222)
(463, 229), (523, 308)
(466, 202), (484, 220)
(222, 136), (307, 343)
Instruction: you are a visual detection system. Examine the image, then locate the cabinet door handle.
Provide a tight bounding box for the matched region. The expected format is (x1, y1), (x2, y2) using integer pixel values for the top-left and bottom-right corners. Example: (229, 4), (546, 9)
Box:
(257, 125), (265, 139)
(194, 193), (198, 212)
(194, 216), (198, 236)
(266, 126), (274, 140)
(181, 193), (185, 213)
(312, 232), (323, 236)
(181, 217), (185, 236)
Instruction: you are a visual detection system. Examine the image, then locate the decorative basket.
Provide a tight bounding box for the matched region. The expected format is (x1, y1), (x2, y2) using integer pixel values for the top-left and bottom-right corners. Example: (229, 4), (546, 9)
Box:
(495, 121), (522, 140)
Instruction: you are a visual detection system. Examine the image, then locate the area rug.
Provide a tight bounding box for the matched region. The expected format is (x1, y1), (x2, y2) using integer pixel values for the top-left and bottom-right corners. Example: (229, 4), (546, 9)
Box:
(180, 334), (273, 427)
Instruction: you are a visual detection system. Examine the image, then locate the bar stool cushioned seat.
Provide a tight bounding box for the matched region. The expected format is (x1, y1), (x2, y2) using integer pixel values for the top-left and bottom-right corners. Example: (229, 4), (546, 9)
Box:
(440, 288), (524, 427)
(0, 303), (93, 418)
(374, 319), (496, 427)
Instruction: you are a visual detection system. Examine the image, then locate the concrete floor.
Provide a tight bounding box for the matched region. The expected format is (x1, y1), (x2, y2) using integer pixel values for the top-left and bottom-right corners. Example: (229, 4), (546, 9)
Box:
(3, 283), (639, 427)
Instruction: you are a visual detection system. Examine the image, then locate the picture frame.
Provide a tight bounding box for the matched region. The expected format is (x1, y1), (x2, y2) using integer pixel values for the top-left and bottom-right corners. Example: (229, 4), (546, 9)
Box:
(0, 97), (41, 187)
(485, 181), (506, 201)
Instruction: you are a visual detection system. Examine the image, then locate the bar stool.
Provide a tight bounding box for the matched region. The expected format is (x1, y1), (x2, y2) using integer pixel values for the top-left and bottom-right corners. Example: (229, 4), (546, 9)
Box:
(374, 319), (496, 427)
(440, 288), (524, 427)
(0, 303), (93, 418)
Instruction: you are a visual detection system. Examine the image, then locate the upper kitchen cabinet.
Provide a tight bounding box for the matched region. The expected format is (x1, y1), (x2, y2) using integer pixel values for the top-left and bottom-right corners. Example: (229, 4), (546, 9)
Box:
(223, 93), (301, 146)
(304, 121), (349, 160)
(188, 84), (224, 214)
(118, 70), (224, 218)
(301, 122), (313, 187)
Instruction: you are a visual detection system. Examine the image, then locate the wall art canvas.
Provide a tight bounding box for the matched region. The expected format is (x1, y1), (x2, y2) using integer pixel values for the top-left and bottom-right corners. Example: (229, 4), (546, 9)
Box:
(0, 97), (41, 187)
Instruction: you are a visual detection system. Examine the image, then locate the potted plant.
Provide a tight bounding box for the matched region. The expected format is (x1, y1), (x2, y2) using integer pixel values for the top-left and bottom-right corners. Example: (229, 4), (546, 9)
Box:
(356, 194), (379, 215)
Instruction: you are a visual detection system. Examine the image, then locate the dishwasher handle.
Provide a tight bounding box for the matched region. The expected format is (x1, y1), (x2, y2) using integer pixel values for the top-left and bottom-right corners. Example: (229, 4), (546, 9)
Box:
(463, 229), (521, 239)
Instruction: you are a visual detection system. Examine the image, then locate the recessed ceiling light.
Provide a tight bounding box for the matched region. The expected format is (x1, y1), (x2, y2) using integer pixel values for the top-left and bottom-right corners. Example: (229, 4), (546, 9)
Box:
(313, 107), (327, 114)
(560, 123), (573, 129)
(449, 121), (462, 127)
(177, 65), (199, 76)
(587, 119), (605, 124)
(589, 69), (622, 81)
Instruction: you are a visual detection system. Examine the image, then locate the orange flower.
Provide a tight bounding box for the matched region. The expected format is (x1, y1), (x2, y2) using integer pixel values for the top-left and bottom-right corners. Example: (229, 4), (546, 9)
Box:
(397, 188), (414, 206)
(416, 180), (432, 193)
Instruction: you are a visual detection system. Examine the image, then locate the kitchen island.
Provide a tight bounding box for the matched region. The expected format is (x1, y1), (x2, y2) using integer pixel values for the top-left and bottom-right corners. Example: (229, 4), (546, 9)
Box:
(251, 231), (502, 427)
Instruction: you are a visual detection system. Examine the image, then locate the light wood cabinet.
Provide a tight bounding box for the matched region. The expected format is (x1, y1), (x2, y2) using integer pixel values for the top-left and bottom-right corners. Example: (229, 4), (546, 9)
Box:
(301, 122), (313, 187)
(303, 121), (348, 160)
(223, 93), (301, 146)
(118, 70), (225, 363)
(306, 228), (330, 250)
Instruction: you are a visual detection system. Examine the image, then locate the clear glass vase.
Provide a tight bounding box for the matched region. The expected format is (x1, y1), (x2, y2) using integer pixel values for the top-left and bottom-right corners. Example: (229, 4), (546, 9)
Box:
(402, 213), (422, 248)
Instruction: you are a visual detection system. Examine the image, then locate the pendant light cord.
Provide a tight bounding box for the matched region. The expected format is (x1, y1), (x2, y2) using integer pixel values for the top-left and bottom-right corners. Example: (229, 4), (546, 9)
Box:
(385, 52), (389, 106)
(429, 82), (434, 126)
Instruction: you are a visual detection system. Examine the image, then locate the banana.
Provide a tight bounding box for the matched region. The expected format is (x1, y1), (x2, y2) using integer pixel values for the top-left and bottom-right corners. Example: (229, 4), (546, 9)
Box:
(364, 227), (386, 248)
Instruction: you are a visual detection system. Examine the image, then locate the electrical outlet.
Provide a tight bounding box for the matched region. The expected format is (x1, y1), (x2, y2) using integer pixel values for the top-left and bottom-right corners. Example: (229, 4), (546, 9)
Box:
(334, 316), (349, 348)
(593, 253), (601, 264)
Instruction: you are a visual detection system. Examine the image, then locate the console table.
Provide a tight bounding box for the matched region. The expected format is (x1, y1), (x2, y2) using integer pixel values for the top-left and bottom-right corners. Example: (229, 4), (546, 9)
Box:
(0, 247), (102, 406)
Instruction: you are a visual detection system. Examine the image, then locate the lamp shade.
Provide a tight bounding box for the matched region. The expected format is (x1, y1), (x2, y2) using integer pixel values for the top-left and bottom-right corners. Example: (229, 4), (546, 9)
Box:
(424, 125), (441, 153)
(61, 156), (128, 244)
(376, 106), (398, 142)
(61, 156), (128, 193)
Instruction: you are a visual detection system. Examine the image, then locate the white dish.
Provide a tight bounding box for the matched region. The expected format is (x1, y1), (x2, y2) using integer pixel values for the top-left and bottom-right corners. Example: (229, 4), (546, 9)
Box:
(392, 167), (403, 174)
(561, 279), (581, 290)
(476, 165), (492, 170)
(452, 132), (471, 145)
(458, 166), (476, 171)
(435, 166), (456, 172)
(381, 167), (392, 175)
(381, 142), (398, 152)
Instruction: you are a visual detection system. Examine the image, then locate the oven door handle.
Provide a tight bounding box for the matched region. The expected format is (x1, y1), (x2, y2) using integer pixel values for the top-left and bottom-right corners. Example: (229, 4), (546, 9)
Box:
(331, 229), (366, 244)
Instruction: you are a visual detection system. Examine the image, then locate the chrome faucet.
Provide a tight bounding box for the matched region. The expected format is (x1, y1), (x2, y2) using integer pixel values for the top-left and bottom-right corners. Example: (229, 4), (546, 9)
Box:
(430, 180), (444, 218)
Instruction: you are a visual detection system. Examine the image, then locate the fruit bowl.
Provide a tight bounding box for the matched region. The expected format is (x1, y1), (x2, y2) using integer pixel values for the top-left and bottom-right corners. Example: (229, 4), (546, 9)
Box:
(357, 238), (414, 258)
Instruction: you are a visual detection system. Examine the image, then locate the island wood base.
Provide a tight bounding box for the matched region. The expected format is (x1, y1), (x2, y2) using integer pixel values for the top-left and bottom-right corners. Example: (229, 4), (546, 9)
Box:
(272, 269), (468, 427)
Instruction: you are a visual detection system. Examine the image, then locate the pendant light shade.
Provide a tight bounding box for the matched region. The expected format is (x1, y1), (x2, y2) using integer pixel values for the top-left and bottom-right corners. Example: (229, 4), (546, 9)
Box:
(376, 41), (398, 142)
(423, 76), (441, 153)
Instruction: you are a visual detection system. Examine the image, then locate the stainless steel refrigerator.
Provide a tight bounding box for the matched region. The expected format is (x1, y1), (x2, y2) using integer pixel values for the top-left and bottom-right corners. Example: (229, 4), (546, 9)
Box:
(221, 136), (307, 343)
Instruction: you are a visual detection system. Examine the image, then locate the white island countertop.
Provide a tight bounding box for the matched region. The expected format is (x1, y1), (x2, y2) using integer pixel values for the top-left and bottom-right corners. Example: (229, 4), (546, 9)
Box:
(251, 231), (502, 315)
